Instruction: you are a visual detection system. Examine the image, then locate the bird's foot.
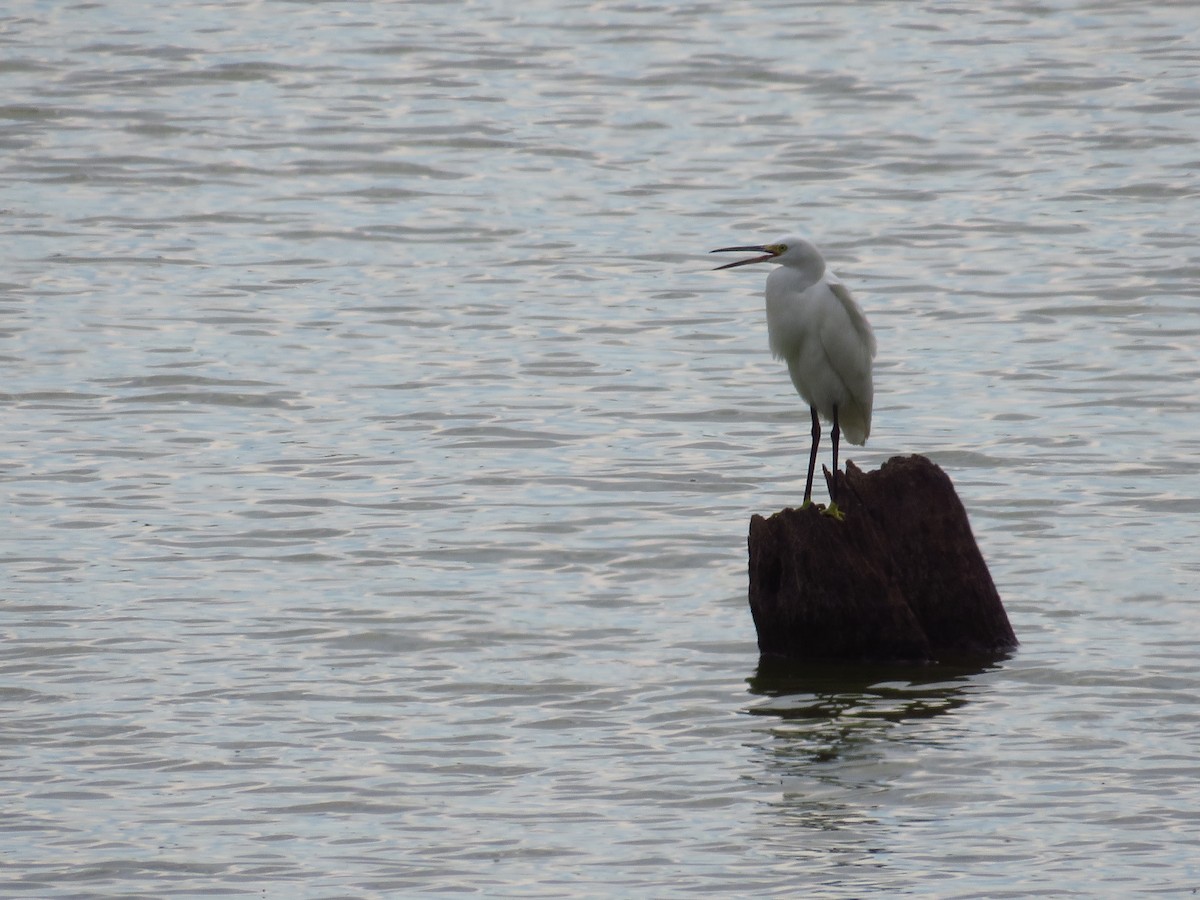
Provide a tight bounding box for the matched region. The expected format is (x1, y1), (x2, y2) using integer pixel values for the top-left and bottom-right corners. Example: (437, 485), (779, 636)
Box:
(821, 501), (845, 521)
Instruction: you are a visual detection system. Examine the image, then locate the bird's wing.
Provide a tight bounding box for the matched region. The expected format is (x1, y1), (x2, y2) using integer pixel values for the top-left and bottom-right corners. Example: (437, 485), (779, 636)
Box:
(829, 279), (876, 359)
(820, 278), (876, 443)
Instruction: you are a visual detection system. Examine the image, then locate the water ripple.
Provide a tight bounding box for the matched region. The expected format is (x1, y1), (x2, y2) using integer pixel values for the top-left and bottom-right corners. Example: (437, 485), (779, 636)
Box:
(2, 0), (1200, 896)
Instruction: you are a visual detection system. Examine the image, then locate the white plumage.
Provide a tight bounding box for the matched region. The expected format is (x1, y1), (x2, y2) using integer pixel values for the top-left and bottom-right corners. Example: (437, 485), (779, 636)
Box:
(712, 234), (876, 513)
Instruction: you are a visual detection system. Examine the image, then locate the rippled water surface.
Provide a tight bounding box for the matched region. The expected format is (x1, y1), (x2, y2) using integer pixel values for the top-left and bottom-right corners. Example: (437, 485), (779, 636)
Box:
(3, 1), (1200, 896)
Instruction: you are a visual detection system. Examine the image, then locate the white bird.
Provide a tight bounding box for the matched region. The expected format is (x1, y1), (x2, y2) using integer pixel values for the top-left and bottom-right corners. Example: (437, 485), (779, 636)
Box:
(711, 234), (876, 516)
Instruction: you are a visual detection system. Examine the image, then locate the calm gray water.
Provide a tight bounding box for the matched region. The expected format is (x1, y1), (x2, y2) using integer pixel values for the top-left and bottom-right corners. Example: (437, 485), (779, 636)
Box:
(3, 1), (1199, 896)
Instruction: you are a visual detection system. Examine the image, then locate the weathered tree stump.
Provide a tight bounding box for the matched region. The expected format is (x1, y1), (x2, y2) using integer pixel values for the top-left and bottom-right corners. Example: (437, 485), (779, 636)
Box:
(747, 454), (1017, 664)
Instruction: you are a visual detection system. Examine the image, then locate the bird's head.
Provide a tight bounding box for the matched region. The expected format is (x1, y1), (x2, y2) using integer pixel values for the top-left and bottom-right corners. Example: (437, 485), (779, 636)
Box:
(710, 234), (824, 275)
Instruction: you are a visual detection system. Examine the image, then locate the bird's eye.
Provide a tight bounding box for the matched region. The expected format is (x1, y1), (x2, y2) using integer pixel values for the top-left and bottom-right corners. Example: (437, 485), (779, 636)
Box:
(774, 244), (787, 254)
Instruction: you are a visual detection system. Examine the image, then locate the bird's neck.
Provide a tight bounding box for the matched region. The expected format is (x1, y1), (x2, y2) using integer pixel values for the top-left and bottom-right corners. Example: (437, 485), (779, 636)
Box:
(778, 262), (824, 290)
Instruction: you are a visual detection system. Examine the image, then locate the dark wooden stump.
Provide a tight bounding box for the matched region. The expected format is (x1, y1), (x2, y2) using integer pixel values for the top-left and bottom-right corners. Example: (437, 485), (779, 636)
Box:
(747, 455), (1017, 664)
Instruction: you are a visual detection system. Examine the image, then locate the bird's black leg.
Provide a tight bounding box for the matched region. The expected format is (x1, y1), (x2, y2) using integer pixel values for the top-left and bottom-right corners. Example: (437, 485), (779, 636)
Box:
(804, 406), (820, 507)
(830, 404), (841, 506)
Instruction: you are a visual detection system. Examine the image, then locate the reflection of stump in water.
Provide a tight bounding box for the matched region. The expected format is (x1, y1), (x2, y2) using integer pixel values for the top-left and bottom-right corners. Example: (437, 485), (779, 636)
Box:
(747, 455), (1017, 664)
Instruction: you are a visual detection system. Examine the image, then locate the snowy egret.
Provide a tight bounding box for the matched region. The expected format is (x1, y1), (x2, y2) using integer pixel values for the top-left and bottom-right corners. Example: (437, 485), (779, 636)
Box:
(711, 235), (876, 516)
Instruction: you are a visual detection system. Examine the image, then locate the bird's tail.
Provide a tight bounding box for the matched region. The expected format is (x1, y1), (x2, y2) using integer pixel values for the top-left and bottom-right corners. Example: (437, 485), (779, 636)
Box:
(839, 398), (872, 446)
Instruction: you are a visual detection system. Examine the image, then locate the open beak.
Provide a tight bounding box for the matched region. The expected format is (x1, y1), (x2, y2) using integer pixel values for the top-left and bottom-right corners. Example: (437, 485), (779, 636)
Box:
(710, 245), (777, 270)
